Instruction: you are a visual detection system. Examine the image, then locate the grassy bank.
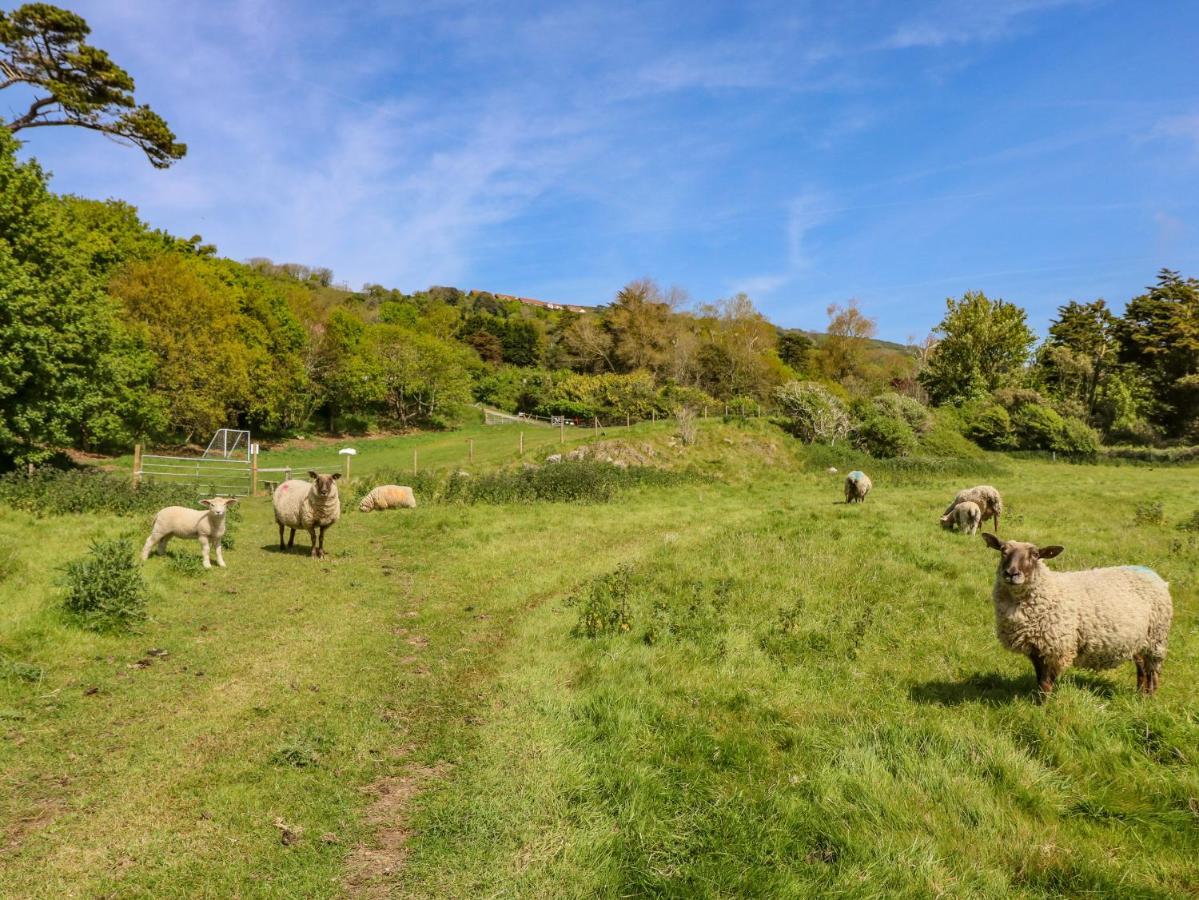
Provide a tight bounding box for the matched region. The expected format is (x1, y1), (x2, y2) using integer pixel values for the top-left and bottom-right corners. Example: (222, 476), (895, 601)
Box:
(1, 426), (1196, 896)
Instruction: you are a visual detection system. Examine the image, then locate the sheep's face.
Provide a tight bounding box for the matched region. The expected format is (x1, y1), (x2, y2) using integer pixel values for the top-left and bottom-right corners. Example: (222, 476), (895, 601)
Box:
(982, 534), (1063, 588)
(308, 471), (341, 497)
(939, 513), (954, 529)
(200, 497), (238, 519)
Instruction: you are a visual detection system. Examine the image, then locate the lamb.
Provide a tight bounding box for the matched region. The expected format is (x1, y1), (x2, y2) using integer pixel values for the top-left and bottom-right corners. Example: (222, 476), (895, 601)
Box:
(944, 485), (1003, 531)
(981, 533), (1173, 697)
(358, 484), (417, 512)
(844, 470), (872, 503)
(141, 497), (238, 569)
(273, 471), (341, 558)
(940, 500), (982, 535)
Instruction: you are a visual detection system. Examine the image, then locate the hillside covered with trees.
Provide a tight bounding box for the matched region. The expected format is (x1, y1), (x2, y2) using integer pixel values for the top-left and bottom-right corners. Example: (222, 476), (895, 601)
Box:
(0, 122), (1197, 469)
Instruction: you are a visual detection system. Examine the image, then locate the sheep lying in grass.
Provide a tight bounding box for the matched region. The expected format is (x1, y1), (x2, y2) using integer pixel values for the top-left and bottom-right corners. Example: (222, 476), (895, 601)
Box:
(981, 533), (1173, 697)
(273, 472), (341, 559)
(141, 497), (238, 569)
(940, 500), (982, 535)
(358, 484), (417, 512)
(944, 485), (1003, 531)
(844, 470), (872, 503)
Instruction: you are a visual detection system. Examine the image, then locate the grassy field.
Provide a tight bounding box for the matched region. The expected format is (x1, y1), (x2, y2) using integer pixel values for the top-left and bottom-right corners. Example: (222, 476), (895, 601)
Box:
(1, 421), (1196, 897)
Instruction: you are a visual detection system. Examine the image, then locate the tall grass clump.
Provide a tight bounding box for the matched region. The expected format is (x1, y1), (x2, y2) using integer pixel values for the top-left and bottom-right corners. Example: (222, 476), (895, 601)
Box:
(356, 460), (685, 506)
(61, 538), (150, 632)
(0, 469), (196, 517)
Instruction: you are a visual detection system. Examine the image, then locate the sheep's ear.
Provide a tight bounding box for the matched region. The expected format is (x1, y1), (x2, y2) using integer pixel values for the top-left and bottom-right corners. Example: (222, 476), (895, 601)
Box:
(226, 496), (239, 505)
(331, 473), (341, 480)
(1037, 545), (1064, 559)
(307, 470), (319, 480)
(200, 499), (213, 508)
(981, 532), (1004, 551)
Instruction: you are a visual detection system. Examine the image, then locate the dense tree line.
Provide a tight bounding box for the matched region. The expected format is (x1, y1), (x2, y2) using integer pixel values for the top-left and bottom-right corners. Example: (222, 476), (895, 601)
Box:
(0, 132), (1196, 467)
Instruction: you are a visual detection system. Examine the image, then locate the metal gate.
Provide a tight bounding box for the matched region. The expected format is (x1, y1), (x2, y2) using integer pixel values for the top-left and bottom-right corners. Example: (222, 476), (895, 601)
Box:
(136, 453), (253, 496)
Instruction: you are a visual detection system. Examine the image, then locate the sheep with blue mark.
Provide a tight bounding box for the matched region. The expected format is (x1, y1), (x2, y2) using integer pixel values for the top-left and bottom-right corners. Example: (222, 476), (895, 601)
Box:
(844, 470), (872, 503)
(981, 533), (1173, 697)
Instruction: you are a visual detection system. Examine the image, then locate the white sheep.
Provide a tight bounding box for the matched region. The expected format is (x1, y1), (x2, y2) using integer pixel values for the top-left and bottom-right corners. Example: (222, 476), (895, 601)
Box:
(141, 497), (238, 569)
(981, 533), (1173, 697)
(944, 485), (1003, 531)
(358, 484), (417, 512)
(826, 466), (838, 474)
(273, 471), (341, 558)
(940, 500), (982, 534)
(844, 470), (872, 503)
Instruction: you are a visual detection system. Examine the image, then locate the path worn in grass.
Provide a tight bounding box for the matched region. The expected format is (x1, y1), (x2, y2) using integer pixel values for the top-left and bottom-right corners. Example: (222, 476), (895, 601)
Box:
(2, 445), (1197, 896)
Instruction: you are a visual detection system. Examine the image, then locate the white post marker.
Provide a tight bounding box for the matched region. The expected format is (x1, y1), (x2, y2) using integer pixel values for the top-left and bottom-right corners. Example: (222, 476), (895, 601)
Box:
(339, 447), (357, 482)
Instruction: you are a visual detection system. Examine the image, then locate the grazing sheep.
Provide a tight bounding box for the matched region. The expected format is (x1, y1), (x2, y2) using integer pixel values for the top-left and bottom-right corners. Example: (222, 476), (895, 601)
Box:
(358, 484), (417, 512)
(273, 471), (341, 558)
(844, 470), (872, 503)
(981, 533), (1173, 697)
(827, 466), (838, 474)
(944, 485), (1003, 531)
(141, 497), (238, 569)
(940, 500), (982, 535)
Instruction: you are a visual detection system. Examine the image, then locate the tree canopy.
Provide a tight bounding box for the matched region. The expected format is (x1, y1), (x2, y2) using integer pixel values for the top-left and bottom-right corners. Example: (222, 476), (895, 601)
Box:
(0, 3), (185, 167)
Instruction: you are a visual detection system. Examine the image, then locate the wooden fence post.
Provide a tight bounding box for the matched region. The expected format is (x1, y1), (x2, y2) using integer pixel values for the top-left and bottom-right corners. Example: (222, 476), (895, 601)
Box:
(652, 410), (656, 424)
(251, 448), (259, 496)
(519, 431), (524, 456)
(413, 449), (418, 475)
(469, 439), (474, 462)
(560, 419), (565, 444)
(594, 416), (599, 437)
(342, 451), (351, 484)
(132, 443), (142, 489)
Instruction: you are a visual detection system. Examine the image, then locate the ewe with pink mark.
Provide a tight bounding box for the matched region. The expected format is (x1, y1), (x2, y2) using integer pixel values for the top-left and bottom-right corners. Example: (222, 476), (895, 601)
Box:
(273, 471), (342, 559)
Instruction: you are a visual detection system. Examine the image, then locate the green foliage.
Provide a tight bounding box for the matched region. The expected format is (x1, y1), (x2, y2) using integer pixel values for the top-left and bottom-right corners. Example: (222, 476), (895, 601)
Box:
(0, 650), (41, 684)
(1133, 501), (1165, 527)
(961, 403), (1014, 450)
(852, 413), (918, 458)
(1100, 444), (1199, 464)
(773, 381), (851, 443)
(61, 538), (149, 632)
(568, 566), (634, 639)
(1176, 509), (1199, 533)
(0, 468), (194, 517)
(0, 4), (186, 167)
(920, 291), (1036, 405)
(1010, 403), (1099, 455)
(270, 727), (331, 768)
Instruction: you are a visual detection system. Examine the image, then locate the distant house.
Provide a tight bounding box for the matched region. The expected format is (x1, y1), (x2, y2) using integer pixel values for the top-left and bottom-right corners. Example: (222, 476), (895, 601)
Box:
(490, 292), (593, 314)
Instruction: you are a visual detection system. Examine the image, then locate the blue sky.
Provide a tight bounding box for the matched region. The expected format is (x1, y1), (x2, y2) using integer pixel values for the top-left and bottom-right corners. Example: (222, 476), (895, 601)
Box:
(19, 0), (1199, 341)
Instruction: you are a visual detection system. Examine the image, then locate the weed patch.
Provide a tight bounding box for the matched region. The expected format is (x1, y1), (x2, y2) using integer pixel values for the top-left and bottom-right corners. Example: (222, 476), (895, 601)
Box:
(61, 538), (150, 632)
(0, 469), (195, 517)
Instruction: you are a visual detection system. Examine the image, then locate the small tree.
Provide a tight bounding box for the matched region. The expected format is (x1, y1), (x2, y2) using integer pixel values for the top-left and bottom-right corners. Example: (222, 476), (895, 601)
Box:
(773, 381), (851, 444)
(919, 291), (1035, 405)
(0, 4), (185, 167)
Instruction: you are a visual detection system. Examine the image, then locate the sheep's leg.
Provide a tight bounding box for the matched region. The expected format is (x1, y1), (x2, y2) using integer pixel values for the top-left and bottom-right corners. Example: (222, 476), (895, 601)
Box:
(318, 525), (327, 558)
(215, 541), (226, 568)
(1134, 654), (1147, 693)
(157, 536), (170, 555)
(140, 531), (160, 561)
(199, 535), (212, 569)
(309, 528), (319, 559)
(1029, 649), (1054, 699)
(288, 528), (296, 548)
(993, 511), (1000, 532)
(278, 522), (285, 551)
(1143, 657), (1163, 695)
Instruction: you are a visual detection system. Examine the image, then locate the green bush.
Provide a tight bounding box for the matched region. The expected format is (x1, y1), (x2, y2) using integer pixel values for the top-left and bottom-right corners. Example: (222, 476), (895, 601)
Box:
(963, 404), (1015, 450)
(61, 538), (150, 632)
(774, 381), (851, 443)
(0, 469), (196, 518)
(568, 566), (633, 639)
(870, 393), (933, 434)
(1011, 403), (1066, 451)
(1056, 416), (1101, 455)
(1100, 445), (1199, 464)
(852, 414), (918, 458)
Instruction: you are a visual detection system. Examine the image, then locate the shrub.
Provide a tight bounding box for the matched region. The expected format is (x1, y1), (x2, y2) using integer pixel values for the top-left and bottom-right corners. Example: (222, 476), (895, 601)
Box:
(963, 403), (1015, 450)
(1176, 510), (1199, 533)
(1055, 416), (1100, 456)
(61, 538), (150, 632)
(0, 469), (196, 518)
(773, 381), (851, 444)
(1100, 445), (1199, 464)
(569, 566), (633, 638)
(870, 393), (933, 434)
(1011, 403), (1066, 451)
(676, 406), (698, 446)
(1133, 501), (1165, 527)
(852, 414), (918, 458)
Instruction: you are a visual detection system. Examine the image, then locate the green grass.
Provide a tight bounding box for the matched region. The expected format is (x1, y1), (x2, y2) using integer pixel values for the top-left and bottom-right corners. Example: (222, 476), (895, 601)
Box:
(1, 423), (1196, 896)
